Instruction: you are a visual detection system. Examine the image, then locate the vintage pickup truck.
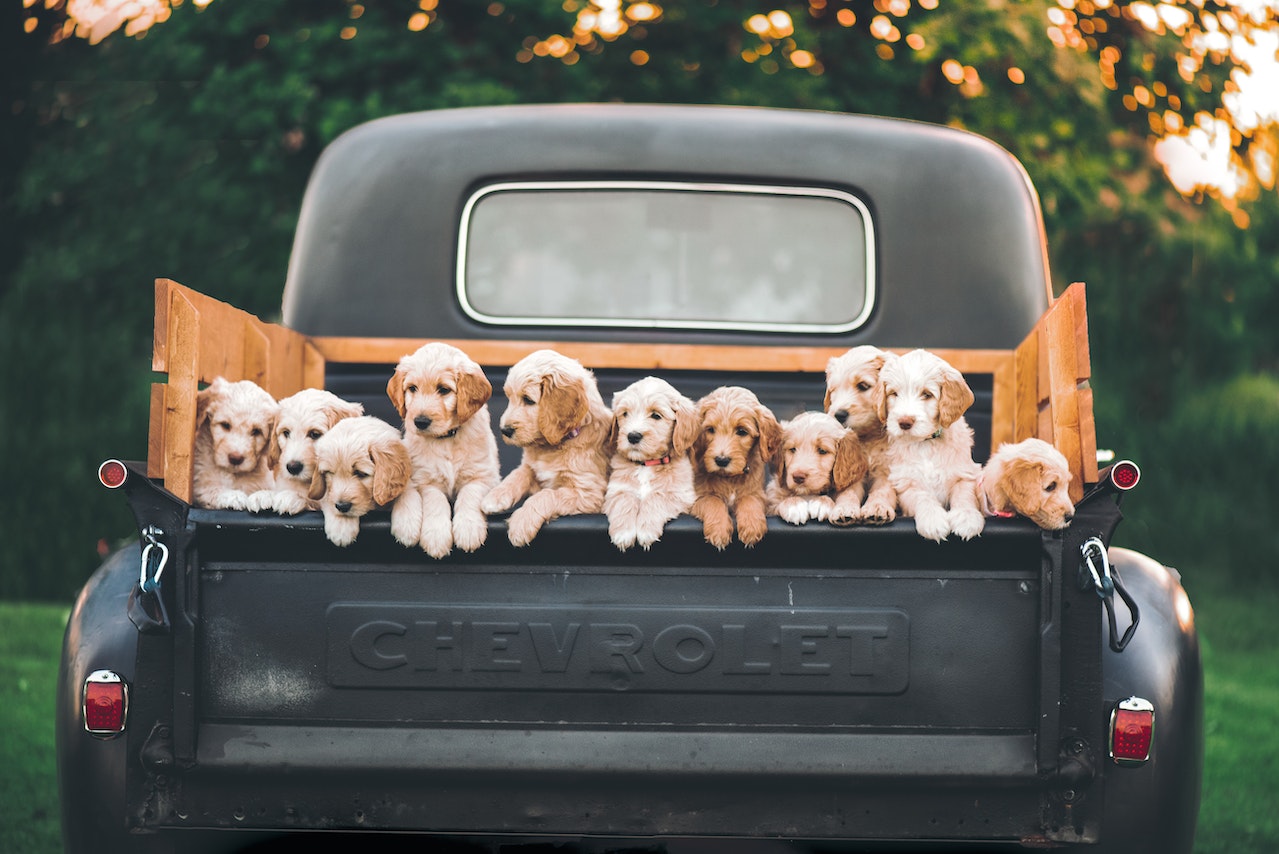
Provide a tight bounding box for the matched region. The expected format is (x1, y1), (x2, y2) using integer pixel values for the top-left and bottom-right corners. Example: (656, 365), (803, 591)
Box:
(58, 104), (1202, 853)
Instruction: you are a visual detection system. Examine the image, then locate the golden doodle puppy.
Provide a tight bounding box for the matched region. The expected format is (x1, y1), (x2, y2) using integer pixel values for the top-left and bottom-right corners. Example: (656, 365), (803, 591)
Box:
(690, 385), (781, 549)
(767, 411), (868, 525)
(192, 377), (278, 510)
(387, 342), (501, 558)
(602, 376), (699, 551)
(879, 349), (984, 542)
(308, 416), (412, 547)
(480, 349), (612, 547)
(247, 388), (363, 515)
(824, 344), (897, 524)
(978, 438), (1075, 530)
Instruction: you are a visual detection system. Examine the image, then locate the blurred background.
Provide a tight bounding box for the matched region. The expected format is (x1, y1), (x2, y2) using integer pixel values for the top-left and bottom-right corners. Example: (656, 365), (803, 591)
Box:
(3, 1), (1279, 850)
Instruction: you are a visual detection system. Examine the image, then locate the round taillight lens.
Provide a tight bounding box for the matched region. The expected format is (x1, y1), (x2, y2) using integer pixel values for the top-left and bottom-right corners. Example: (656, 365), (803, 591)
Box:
(1110, 460), (1140, 491)
(98, 459), (128, 489)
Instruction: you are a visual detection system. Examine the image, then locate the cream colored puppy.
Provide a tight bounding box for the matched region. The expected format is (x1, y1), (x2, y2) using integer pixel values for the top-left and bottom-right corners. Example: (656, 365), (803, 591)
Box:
(308, 416), (412, 547)
(879, 349), (984, 542)
(824, 345), (896, 524)
(192, 377), (278, 510)
(480, 349), (612, 547)
(603, 376), (698, 551)
(767, 411), (869, 525)
(979, 438), (1075, 530)
(248, 388), (363, 515)
(387, 342), (501, 558)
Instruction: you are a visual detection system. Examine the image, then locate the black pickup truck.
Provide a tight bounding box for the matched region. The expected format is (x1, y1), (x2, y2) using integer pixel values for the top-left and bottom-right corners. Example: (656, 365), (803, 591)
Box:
(58, 104), (1202, 853)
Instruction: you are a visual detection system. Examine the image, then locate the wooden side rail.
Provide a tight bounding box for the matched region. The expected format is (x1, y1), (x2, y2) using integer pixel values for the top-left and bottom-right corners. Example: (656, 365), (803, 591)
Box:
(147, 279), (1097, 505)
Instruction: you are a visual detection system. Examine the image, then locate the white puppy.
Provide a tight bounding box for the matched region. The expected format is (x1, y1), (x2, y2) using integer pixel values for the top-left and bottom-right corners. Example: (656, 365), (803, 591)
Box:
(248, 388), (363, 515)
(387, 342), (501, 558)
(979, 438), (1076, 530)
(308, 416), (412, 547)
(602, 376), (698, 551)
(879, 349), (984, 542)
(192, 377), (278, 510)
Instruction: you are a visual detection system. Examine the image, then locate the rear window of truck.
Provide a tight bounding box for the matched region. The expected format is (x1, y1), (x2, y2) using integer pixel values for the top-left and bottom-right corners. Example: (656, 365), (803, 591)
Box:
(457, 181), (875, 334)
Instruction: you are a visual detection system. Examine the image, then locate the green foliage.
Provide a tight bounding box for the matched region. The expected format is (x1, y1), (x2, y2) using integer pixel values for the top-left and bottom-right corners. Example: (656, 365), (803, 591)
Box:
(5, 0), (1279, 598)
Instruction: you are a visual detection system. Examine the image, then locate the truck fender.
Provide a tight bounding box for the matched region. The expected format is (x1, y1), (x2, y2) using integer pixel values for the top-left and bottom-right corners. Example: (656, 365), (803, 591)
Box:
(1094, 546), (1203, 854)
(56, 543), (146, 854)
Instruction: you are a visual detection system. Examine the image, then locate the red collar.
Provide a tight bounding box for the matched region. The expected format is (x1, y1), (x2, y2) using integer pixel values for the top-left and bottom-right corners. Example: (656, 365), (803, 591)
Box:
(638, 455), (671, 466)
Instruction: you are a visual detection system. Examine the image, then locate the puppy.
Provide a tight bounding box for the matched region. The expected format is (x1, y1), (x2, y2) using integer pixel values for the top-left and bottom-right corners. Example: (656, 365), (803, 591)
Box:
(690, 386), (781, 549)
(602, 376), (698, 551)
(824, 344), (896, 524)
(308, 416), (412, 547)
(192, 376), (278, 510)
(879, 349), (984, 542)
(979, 438), (1075, 530)
(247, 388), (363, 515)
(387, 342), (501, 558)
(767, 411), (869, 525)
(479, 349), (612, 547)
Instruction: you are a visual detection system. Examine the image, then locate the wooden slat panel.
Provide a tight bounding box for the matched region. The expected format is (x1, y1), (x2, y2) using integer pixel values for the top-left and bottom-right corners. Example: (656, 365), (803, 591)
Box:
(1044, 290), (1085, 503)
(147, 383), (166, 479)
(310, 337), (1013, 376)
(1013, 333), (1039, 444)
(302, 341), (327, 391)
(162, 289), (200, 503)
(990, 354), (1016, 454)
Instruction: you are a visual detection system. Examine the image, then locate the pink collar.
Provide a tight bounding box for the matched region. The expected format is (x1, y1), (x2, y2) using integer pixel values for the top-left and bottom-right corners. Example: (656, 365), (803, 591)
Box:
(977, 471), (1017, 518)
(638, 455), (671, 467)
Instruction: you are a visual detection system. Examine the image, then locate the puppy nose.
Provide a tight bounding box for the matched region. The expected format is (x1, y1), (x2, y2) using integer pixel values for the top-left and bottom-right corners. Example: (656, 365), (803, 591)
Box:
(1064, 512), (1075, 524)
(897, 417), (915, 432)
(792, 472), (807, 485)
(501, 425), (515, 438)
(714, 455), (731, 468)
(335, 501), (353, 514)
(228, 453), (245, 467)
(286, 461), (304, 476)
(833, 409), (849, 424)
(627, 431), (643, 445)
(414, 415), (432, 431)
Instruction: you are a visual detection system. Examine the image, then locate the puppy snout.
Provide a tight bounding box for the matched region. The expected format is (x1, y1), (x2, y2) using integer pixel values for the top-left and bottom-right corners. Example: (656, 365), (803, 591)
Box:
(791, 472), (808, 485)
(228, 453), (245, 467)
(833, 409), (849, 425)
(897, 417), (915, 432)
(414, 415), (432, 431)
(713, 455), (732, 469)
(335, 500), (353, 514)
(1063, 511), (1075, 524)
(501, 425), (515, 438)
(286, 461), (304, 476)
(626, 430), (643, 446)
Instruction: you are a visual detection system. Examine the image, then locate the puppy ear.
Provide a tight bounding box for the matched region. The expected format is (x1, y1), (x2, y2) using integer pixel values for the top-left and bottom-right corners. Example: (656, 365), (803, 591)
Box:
(308, 467), (328, 501)
(538, 373), (590, 445)
(755, 405), (783, 462)
(874, 382), (888, 425)
(832, 431), (869, 492)
(330, 398), (365, 426)
(266, 430), (282, 472)
(196, 378), (225, 425)
(371, 436), (412, 506)
(1002, 458), (1045, 516)
(671, 397), (700, 456)
(772, 425), (790, 486)
(455, 364), (492, 424)
(938, 366), (975, 427)
(386, 367), (407, 419)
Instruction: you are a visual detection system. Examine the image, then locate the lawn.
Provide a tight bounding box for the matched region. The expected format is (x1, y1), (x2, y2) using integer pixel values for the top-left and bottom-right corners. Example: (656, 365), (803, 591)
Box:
(4, 578), (1276, 854)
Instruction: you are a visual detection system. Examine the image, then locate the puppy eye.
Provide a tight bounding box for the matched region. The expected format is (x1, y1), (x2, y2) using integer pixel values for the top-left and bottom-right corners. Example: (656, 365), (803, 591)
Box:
(705, 426), (716, 435)
(437, 385), (452, 396)
(217, 421), (232, 431)
(649, 411), (663, 420)
(307, 429), (324, 441)
(1045, 481), (1058, 493)
(405, 384), (418, 394)
(522, 395), (536, 406)
(817, 447), (830, 455)
(251, 428), (264, 437)
(857, 381), (872, 392)
(280, 429), (291, 439)
(735, 427), (750, 438)
(354, 469), (371, 479)
(920, 391), (934, 400)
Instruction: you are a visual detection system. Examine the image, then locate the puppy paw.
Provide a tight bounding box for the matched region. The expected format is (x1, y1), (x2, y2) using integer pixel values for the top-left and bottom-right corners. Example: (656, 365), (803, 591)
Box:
(949, 508), (985, 541)
(507, 507), (544, 548)
(777, 497), (811, 526)
(830, 498), (863, 526)
(390, 505), (422, 549)
(634, 525), (663, 551)
(215, 490), (250, 511)
(913, 507), (951, 543)
(420, 516), (454, 559)
(271, 491), (308, 516)
(452, 511), (488, 553)
(480, 487), (517, 515)
(809, 496), (835, 522)
(703, 520), (733, 551)
(325, 517), (360, 547)
(737, 518), (767, 548)
(244, 490), (274, 513)
(860, 499), (896, 526)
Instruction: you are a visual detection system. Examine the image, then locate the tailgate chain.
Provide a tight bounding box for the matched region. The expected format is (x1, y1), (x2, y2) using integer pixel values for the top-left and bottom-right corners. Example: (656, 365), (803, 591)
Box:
(139, 525), (168, 593)
(1080, 537), (1139, 652)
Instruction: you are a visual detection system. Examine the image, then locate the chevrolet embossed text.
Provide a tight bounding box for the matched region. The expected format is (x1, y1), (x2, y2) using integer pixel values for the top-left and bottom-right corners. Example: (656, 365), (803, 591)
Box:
(327, 605), (909, 694)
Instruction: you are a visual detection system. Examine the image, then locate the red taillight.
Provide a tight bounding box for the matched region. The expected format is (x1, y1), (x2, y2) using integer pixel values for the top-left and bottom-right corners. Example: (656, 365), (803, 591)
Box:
(1110, 697), (1154, 765)
(1108, 460), (1141, 491)
(83, 670), (128, 736)
(98, 459), (128, 489)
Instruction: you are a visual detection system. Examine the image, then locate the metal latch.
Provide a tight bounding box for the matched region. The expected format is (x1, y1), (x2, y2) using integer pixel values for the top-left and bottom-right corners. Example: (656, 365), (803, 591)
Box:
(1080, 537), (1140, 652)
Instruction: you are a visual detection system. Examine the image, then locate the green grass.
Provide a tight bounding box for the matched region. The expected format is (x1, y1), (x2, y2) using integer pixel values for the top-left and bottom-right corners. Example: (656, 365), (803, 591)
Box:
(4, 583), (1277, 854)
